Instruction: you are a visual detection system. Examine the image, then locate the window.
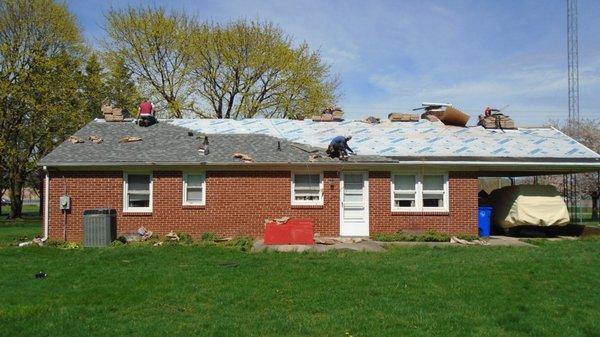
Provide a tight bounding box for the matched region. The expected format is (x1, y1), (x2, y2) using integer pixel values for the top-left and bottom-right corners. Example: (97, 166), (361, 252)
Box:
(183, 173), (206, 206)
(391, 172), (448, 212)
(124, 173), (152, 212)
(422, 175), (445, 208)
(291, 172), (323, 205)
(392, 175), (417, 210)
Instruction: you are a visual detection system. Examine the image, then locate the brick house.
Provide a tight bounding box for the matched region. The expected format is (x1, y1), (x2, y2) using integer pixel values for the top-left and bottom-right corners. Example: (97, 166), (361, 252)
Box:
(39, 118), (600, 242)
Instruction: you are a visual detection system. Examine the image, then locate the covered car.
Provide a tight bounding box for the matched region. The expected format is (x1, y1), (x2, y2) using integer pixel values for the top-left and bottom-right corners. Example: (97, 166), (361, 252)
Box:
(488, 185), (570, 228)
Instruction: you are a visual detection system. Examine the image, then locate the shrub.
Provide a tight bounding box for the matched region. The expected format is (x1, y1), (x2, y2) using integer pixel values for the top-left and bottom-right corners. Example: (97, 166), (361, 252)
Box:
(111, 240), (125, 247)
(45, 240), (82, 249)
(372, 231), (417, 242)
(372, 230), (457, 242)
(225, 236), (254, 252)
(455, 233), (479, 241)
(201, 232), (222, 242)
(418, 230), (451, 242)
(177, 232), (194, 245)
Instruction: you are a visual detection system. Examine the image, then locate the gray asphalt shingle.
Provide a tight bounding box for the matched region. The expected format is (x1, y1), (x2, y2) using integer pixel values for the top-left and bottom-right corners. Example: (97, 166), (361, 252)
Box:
(40, 120), (390, 166)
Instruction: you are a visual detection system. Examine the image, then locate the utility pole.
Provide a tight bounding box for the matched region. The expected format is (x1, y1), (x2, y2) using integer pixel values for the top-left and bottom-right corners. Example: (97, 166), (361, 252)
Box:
(566, 0), (580, 222)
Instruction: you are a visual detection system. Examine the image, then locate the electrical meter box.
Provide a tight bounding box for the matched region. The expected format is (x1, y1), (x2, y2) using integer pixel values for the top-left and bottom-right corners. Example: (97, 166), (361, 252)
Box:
(59, 195), (71, 210)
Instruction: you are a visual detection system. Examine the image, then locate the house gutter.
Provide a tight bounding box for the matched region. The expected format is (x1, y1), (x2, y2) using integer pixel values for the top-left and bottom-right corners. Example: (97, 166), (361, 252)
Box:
(43, 166), (49, 241)
(39, 160), (600, 168)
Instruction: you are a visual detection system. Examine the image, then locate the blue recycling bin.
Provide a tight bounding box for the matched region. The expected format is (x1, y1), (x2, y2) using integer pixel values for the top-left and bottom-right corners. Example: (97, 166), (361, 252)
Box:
(478, 206), (493, 237)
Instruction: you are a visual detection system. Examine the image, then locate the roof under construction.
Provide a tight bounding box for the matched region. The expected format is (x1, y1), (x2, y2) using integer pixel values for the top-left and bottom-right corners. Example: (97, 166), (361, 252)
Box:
(40, 118), (600, 173)
(171, 118), (599, 159)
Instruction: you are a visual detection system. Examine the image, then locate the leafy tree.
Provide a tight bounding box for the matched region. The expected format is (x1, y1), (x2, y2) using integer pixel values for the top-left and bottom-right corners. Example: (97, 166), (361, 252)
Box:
(0, 168), (7, 216)
(0, 0), (86, 218)
(103, 8), (339, 119)
(105, 55), (141, 115)
(191, 20), (338, 119)
(104, 7), (195, 118)
(82, 53), (107, 119)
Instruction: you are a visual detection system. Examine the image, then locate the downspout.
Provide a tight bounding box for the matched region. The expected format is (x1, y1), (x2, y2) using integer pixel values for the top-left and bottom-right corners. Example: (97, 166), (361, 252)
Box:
(43, 166), (49, 241)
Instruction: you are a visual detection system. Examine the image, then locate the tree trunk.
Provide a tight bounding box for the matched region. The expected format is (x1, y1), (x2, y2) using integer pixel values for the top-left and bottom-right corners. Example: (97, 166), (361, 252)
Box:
(8, 171), (24, 219)
(592, 192), (599, 221)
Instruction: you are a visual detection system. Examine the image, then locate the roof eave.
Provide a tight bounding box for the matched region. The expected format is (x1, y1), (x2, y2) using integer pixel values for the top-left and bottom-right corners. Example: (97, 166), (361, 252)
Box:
(39, 160), (600, 169)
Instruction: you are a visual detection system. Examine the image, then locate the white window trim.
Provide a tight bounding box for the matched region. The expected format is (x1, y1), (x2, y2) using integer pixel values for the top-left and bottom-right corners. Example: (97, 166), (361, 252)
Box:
(182, 172), (206, 206)
(291, 171), (324, 206)
(123, 172), (153, 213)
(390, 172), (449, 212)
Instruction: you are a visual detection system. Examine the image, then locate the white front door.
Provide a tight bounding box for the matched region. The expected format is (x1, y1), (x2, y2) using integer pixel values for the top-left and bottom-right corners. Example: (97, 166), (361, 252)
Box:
(340, 172), (369, 236)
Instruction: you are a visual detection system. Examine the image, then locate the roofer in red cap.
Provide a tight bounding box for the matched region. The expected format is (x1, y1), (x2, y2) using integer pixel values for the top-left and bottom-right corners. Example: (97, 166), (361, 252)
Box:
(138, 98), (157, 127)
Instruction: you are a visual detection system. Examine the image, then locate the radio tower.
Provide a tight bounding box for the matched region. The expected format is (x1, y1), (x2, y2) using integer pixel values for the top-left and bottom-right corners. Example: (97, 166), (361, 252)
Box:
(567, 0), (580, 123)
(565, 0), (580, 220)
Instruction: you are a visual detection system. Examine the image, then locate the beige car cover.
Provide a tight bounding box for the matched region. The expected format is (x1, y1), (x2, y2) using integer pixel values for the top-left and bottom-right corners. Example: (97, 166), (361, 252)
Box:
(487, 185), (570, 228)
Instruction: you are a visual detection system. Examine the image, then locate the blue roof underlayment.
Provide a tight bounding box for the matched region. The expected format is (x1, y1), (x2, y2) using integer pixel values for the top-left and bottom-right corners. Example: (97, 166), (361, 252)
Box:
(169, 119), (599, 159)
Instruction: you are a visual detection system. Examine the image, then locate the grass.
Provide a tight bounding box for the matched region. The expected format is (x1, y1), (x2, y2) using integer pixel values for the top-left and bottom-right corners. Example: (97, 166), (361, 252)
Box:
(1, 208), (600, 336)
(569, 207), (600, 226)
(0, 205), (42, 247)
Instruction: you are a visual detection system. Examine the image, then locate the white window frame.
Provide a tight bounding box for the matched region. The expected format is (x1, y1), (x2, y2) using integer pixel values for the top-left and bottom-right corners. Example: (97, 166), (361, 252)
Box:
(182, 172), (206, 206)
(123, 172), (153, 213)
(390, 174), (419, 212)
(291, 171), (324, 206)
(390, 171), (449, 212)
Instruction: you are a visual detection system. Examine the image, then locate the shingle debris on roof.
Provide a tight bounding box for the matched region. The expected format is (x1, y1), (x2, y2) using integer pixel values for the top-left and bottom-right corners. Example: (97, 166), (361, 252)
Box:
(40, 120), (392, 166)
(40, 118), (600, 167)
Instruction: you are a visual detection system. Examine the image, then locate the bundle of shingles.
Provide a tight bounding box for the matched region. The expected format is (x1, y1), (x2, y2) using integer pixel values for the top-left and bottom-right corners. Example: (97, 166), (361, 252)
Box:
(102, 103), (128, 122)
(388, 112), (420, 122)
(478, 112), (516, 130)
(312, 107), (344, 122)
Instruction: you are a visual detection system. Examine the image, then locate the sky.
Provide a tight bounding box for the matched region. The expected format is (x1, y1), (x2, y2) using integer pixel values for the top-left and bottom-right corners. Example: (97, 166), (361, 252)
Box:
(66, 0), (600, 125)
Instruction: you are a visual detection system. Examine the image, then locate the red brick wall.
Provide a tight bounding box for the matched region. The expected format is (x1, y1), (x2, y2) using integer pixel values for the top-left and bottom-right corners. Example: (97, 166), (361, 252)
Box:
(369, 171), (479, 235)
(48, 171), (340, 242)
(47, 170), (478, 242)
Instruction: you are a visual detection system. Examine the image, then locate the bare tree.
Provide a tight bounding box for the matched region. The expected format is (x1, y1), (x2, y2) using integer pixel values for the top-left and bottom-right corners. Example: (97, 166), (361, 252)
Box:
(104, 7), (195, 118)
(190, 20), (338, 119)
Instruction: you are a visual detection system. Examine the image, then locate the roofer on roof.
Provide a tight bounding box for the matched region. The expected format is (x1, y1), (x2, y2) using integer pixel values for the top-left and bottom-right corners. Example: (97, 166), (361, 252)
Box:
(327, 135), (354, 160)
(138, 99), (157, 127)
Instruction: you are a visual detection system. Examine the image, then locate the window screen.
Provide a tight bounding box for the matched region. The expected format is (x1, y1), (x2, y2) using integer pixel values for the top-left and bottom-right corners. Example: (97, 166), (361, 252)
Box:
(185, 173), (205, 204)
(393, 175), (416, 208)
(422, 175), (445, 208)
(126, 174), (151, 209)
(392, 173), (447, 211)
(293, 173), (322, 203)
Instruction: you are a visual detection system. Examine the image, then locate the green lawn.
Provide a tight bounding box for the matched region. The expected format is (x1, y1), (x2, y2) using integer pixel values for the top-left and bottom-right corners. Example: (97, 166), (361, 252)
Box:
(1, 211), (600, 336)
(569, 207), (600, 226)
(0, 205), (42, 247)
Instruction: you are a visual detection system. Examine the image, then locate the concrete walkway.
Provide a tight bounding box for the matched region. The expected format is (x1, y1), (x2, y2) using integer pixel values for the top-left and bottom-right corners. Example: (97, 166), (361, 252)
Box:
(251, 235), (542, 253)
(252, 238), (386, 253)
